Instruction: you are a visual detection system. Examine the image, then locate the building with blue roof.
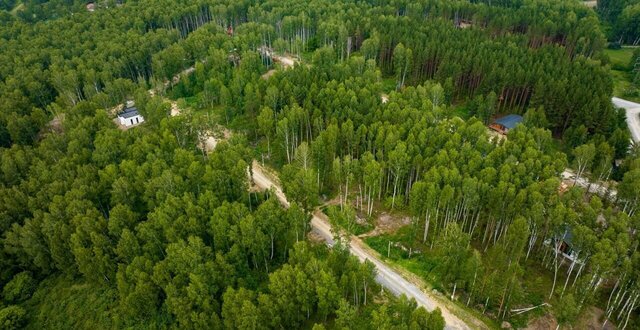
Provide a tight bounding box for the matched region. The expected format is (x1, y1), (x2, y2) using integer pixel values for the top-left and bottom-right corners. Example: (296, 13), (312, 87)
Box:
(489, 114), (523, 134)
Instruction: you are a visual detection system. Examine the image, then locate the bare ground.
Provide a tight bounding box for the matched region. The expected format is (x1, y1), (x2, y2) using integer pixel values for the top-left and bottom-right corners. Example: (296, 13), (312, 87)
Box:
(45, 114), (65, 134)
(170, 101), (181, 117)
(359, 212), (412, 238)
(199, 127), (231, 153)
(524, 313), (557, 330)
(261, 69), (277, 80)
(525, 307), (616, 330)
(574, 307), (616, 330)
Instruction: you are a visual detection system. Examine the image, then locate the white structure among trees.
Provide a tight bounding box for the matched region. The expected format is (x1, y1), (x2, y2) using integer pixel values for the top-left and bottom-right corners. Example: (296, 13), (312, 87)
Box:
(117, 106), (144, 127)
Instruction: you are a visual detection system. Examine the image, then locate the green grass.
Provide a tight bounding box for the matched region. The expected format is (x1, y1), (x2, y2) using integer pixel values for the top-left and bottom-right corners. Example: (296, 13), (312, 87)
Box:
(604, 48), (640, 102)
(604, 48), (635, 71)
(323, 205), (373, 235)
(611, 70), (640, 103)
(365, 231), (441, 287)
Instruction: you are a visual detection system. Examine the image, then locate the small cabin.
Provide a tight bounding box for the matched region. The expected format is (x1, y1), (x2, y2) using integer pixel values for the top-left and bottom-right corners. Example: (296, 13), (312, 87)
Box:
(118, 107), (144, 127)
(489, 114), (523, 134)
(544, 228), (583, 265)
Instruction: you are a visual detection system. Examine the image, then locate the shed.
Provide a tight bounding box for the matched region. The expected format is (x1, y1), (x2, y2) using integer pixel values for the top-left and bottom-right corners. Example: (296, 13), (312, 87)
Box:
(489, 114), (523, 134)
(117, 107), (144, 127)
(544, 227), (583, 265)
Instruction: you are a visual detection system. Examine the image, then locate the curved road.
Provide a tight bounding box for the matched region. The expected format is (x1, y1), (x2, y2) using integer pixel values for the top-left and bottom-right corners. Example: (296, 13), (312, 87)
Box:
(612, 97), (640, 143)
(250, 161), (485, 330)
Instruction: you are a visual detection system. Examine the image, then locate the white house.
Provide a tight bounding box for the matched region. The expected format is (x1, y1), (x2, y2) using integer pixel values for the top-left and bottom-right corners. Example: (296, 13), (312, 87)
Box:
(117, 107), (144, 127)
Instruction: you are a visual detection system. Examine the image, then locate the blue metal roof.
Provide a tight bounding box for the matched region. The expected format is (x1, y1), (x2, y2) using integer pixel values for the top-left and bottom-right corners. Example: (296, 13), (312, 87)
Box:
(119, 107), (140, 119)
(494, 114), (523, 129)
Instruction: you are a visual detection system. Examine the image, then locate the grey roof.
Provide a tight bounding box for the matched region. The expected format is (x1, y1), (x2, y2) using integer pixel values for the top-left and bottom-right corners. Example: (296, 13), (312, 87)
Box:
(562, 228), (574, 246)
(494, 114), (523, 129)
(119, 107), (140, 119)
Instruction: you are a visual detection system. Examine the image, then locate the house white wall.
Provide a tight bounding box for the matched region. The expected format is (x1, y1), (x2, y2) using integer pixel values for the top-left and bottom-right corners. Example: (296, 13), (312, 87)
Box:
(118, 114), (144, 127)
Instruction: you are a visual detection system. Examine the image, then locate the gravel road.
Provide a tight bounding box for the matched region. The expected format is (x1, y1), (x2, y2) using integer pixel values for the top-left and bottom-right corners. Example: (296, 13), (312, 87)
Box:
(250, 161), (485, 330)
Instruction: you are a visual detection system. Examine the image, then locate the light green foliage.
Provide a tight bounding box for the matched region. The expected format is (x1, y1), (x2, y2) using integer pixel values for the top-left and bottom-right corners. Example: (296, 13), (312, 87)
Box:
(556, 294), (580, 328)
(2, 272), (36, 303)
(434, 223), (474, 298)
(0, 305), (26, 330)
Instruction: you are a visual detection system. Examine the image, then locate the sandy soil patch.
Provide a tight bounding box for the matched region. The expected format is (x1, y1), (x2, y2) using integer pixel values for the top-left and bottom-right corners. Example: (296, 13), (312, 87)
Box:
(202, 135), (218, 152)
(307, 230), (326, 244)
(199, 127), (231, 153)
(359, 212), (412, 238)
(261, 69), (277, 80)
(274, 54), (297, 68)
(524, 313), (557, 330)
(108, 104), (124, 117)
(45, 114), (65, 134)
(574, 306), (616, 330)
(170, 101), (181, 117)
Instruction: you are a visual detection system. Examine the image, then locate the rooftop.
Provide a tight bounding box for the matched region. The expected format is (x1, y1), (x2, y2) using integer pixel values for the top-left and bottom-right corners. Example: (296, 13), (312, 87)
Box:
(118, 107), (140, 119)
(493, 114), (523, 129)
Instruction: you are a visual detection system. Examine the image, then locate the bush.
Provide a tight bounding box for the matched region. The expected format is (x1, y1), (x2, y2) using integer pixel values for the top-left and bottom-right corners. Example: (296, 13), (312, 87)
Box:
(383, 195), (405, 210)
(2, 272), (36, 303)
(0, 305), (27, 330)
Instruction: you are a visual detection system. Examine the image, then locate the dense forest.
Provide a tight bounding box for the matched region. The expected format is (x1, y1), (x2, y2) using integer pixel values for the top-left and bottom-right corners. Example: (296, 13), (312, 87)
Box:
(0, 0), (624, 149)
(598, 0), (640, 45)
(0, 108), (447, 328)
(1, 0), (639, 329)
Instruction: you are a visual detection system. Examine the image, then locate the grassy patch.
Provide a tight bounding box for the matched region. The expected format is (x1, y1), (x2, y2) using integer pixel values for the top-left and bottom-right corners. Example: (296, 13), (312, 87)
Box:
(611, 70), (640, 103)
(365, 232), (441, 286)
(324, 205), (374, 235)
(604, 48), (640, 102)
(604, 48), (635, 71)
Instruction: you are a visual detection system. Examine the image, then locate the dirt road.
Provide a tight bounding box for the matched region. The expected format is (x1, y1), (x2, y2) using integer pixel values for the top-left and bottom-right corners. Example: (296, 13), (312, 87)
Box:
(250, 161), (483, 330)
